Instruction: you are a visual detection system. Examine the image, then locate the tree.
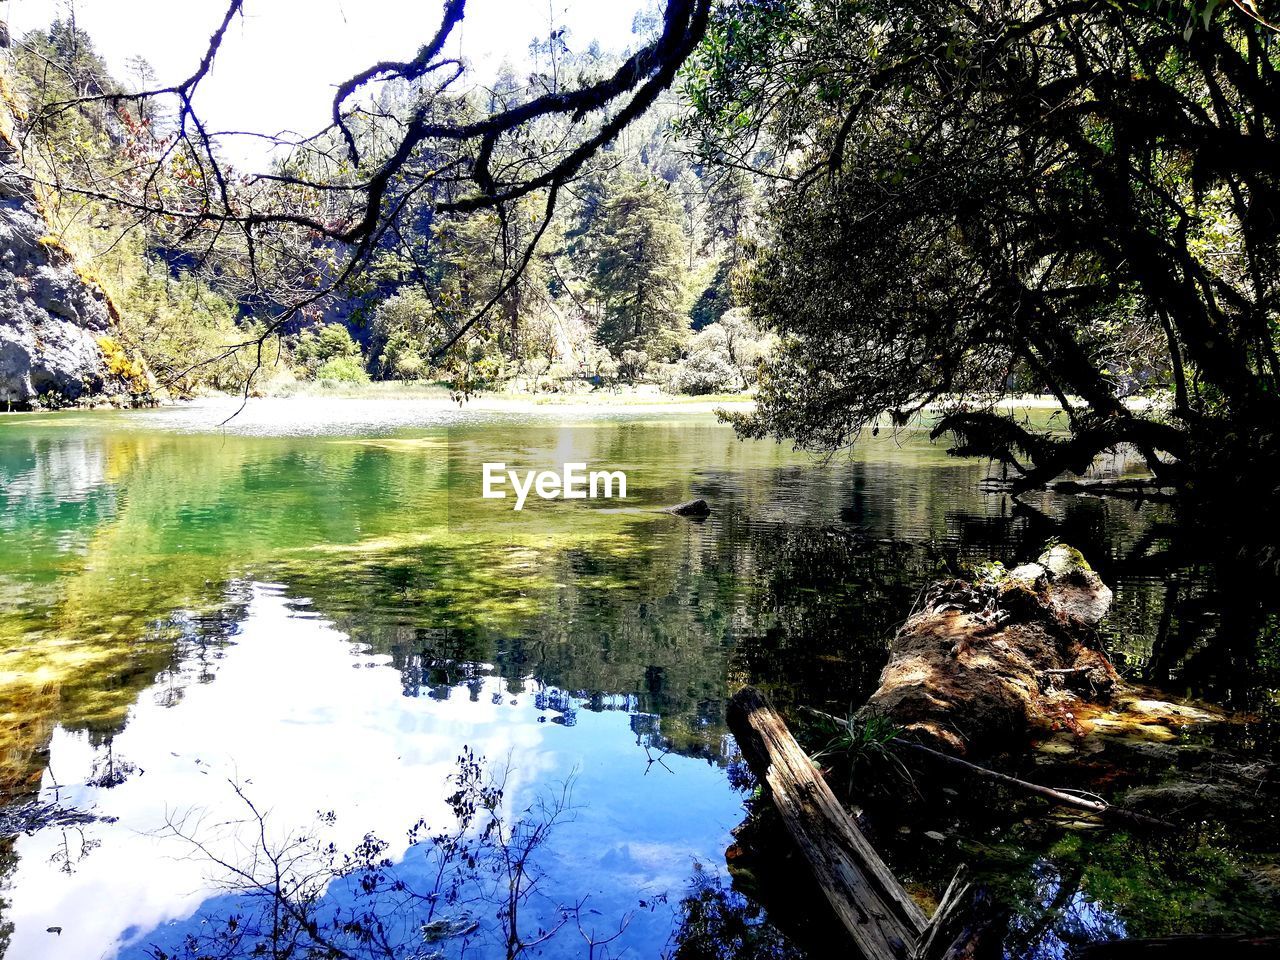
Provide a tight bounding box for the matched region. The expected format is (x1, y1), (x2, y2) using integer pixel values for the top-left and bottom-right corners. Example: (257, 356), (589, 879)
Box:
(700, 166), (755, 262)
(434, 197), (554, 360)
(22, 0), (715, 381)
(368, 289), (447, 379)
(664, 312), (770, 394)
(591, 170), (690, 357)
(684, 0), (1280, 539)
(10, 21), (258, 398)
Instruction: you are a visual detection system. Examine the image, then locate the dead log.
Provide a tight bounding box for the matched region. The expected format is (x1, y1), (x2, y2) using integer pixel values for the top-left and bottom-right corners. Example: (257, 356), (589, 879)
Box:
(912, 868), (972, 960)
(860, 544), (1120, 758)
(1049, 478), (1179, 502)
(728, 686), (928, 960)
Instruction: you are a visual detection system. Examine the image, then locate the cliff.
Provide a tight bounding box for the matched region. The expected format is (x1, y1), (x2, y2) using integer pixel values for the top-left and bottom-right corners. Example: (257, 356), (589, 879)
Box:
(0, 40), (124, 409)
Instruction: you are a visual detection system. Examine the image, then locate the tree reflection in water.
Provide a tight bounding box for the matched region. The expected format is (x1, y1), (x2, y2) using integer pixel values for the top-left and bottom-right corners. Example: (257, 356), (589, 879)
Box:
(145, 751), (613, 960)
(667, 864), (803, 960)
(141, 750), (812, 960)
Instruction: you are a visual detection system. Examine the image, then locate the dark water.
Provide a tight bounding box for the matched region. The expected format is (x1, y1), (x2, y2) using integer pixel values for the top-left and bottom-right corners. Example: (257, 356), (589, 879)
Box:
(0, 399), (1275, 959)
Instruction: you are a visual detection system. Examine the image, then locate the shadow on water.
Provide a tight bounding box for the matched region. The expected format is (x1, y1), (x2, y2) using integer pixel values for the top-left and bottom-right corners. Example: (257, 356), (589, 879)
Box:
(0, 407), (1277, 957)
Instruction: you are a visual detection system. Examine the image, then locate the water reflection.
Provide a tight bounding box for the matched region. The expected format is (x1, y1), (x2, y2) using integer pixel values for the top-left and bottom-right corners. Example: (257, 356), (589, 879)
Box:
(1, 404), (1277, 958)
(4, 584), (748, 959)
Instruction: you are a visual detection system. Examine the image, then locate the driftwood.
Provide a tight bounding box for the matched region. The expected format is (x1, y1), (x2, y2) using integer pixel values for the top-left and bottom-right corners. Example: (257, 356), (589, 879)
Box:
(802, 706), (1169, 829)
(731, 691), (1246, 959)
(1049, 478), (1179, 502)
(728, 686), (928, 960)
(891, 739), (1173, 831)
(911, 869), (972, 960)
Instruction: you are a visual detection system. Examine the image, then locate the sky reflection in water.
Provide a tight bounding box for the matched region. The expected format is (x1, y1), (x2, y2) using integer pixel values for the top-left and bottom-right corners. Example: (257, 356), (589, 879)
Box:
(7, 583), (742, 959)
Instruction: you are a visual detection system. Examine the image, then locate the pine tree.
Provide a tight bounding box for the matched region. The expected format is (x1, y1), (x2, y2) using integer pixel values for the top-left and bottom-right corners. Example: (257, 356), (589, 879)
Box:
(590, 171), (689, 359)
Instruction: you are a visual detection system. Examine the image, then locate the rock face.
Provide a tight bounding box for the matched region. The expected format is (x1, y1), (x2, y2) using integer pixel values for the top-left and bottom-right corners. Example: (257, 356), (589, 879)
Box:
(860, 545), (1119, 758)
(0, 95), (118, 407)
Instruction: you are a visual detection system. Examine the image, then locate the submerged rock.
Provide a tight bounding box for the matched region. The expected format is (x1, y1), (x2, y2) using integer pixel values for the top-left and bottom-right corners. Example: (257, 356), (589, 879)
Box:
(860, 545), (1120, 758)
(666, 498), (711, 517)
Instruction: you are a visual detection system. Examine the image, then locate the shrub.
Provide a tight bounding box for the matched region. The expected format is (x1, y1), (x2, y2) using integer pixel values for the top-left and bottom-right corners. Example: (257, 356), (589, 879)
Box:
(314, 355), (371, 383)
(618, 349), (650, 382)
(370, 289), (453, 380)
(294, 324), (365, 380)
(379, 331), (426, 380)
(664, 349), (740, 395)
(96, 335), (152, 396)
(662, 311), (775, 394)
(580, 343), (619, 382)
(73, 243), (260, 398)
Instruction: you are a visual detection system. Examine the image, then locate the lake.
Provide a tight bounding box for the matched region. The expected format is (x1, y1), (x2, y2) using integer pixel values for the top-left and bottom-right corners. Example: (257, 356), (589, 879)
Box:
(0, 399), (1274, 959)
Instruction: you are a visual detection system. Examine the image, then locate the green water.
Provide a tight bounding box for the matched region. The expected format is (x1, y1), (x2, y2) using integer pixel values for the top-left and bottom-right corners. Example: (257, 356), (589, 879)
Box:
(0, 399), (1274, 958)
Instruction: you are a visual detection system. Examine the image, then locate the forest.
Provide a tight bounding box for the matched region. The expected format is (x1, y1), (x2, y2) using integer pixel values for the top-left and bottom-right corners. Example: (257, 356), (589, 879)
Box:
(6, 0), (1275, 541)
(6, 12), (767, 400)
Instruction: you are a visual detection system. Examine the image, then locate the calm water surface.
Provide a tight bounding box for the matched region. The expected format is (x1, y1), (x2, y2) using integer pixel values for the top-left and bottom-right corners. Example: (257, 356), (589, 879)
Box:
(0, 399), (1268, 959)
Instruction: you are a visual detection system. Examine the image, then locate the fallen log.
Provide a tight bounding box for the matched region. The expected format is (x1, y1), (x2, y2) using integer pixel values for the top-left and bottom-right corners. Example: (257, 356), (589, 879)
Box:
(860, 544), (1120, 758)
(911, 868), (972, 960)
(728, 686), (928, 960)
(1048, 478), (1179, 502)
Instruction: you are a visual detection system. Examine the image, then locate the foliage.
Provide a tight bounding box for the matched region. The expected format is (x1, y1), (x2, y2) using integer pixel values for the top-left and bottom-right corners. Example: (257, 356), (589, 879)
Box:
(1052, 831), (1280, 937)
(109, 259), (272, 396)
(686, 0), (1280, 510)
(665, 342), (740, 395)
(367, 288), (448, 380)
(10, 14), (774, 398)
(987, 829), (1280, 948)
(12, 0), (725, 398)
(579, 342), (620, 383)
(618, 348), (651, 382)
(294, 323), (366, 380)
(10, 22), (271, 397)
(95, 336), (152, 397)
(664, 311), (771, 394)
(669, 863), (803, 960)
(591, 170), (691, 359)
(146, 752), (606, 960)
(808, 709), (915, 800)
(434, 197), (556, 359)
(314, 355), (371, 384)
